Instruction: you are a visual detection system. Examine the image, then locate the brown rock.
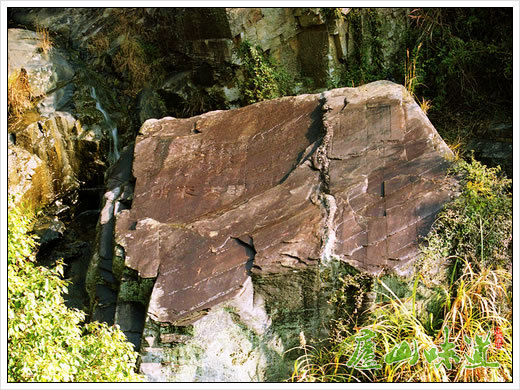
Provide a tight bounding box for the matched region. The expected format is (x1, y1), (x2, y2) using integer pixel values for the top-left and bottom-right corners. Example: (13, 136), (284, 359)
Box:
(324, 82), (455, 274)
(116, 95), (324, 323)
(115, 81), (457, 324)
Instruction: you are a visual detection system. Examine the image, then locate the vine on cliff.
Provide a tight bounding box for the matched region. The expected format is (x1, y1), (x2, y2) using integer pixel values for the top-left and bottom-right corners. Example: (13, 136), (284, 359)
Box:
(236, 41), (295, 105)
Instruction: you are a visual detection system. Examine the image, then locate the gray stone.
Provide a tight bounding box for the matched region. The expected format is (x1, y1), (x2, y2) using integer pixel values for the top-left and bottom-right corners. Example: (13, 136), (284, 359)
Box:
(123, 332), (143, 351)
(115, 302), (146, 333)
(91, 304), (116, 326)
(97, 218), (115, 260)
(95, 284), (117, 305)
(8, 28), (75, 115)
(32, 216), (66, 247)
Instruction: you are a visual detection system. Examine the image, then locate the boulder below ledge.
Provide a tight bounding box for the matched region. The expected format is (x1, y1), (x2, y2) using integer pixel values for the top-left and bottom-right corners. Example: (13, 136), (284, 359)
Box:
(115, 81), (457, 327)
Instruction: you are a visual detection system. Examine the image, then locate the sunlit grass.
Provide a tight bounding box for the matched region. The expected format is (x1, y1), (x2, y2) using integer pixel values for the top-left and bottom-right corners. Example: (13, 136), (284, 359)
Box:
(290, 157), (511, 382)
(405, 42), (423, 98)
(8, 68), (34, 119)
(289, 260), (511, 382)
(419, 97), (432, 114)
(36, 25), (53, 55)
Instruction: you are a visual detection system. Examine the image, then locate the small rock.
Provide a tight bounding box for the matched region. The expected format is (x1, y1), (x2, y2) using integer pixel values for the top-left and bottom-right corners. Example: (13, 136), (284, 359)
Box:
(32, 217), (65, 247)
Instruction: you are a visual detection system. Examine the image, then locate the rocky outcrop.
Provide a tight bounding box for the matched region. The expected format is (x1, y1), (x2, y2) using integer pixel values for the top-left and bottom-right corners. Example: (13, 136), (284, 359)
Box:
(115, 93), (325, 324)
(8, 27), (121, 316)
(108, 81), (457, 380)
(8, 28), (75, 115)
(8, 110), (103, 210)
(7, 28), (107, 211)
(323, 85), (455, 275)
(9, 8), (411, 118)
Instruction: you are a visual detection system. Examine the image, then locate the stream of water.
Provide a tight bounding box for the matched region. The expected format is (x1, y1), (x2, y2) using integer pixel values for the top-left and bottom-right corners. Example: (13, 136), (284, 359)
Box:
(90, 87), (120, 162)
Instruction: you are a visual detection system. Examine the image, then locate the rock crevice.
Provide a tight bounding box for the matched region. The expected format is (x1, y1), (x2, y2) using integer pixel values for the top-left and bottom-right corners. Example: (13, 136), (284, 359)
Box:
(103, 81), (458, 380)
(114, 81), (457, 323)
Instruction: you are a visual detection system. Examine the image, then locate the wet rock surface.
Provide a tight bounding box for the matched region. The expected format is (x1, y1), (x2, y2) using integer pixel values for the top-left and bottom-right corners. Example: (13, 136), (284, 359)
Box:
(8, 28), (107, 211)
(115, 81), (457, 328)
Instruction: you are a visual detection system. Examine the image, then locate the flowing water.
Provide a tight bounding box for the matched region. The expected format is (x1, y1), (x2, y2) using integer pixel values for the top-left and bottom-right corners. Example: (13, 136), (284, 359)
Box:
(90, 87), (120, 162)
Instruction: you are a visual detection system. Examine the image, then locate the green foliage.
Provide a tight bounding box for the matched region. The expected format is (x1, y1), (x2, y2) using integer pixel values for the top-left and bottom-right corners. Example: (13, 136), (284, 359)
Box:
(408, 8), (512, 148)
(422, 157), (512, 276)
(328, 8), (511, 152)
(411, 8), (512, 112)
(327, 268), (373, 329)
(320, 8), (346, 23)
(236, 41), (295, 105)
(291, 267), (512, 382)
(340, 8), (393, 87)
(8, 200), (143, 382)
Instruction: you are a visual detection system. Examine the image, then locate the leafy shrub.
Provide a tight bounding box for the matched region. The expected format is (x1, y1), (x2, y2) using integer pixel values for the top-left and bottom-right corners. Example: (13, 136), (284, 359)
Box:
(411, 8), (512, 112)
(409, 8), (512, 147)
(291, 264), (511, 382)
(421, 157), (512, 278)
(8, 200), (143, 382)
(236, 41), (295, 105)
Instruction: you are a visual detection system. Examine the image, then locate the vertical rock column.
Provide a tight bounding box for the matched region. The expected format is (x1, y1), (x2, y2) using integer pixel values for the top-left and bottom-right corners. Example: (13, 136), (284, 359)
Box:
(87, 145), (151, 349)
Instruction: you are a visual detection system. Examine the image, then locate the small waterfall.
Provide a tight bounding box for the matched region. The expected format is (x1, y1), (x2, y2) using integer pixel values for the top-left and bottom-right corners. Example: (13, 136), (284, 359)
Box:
(90, 87), (120, 162)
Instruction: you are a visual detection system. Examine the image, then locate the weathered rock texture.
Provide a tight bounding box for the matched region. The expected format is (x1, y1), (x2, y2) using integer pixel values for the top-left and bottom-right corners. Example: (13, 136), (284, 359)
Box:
(8, 110), (103, 210)
(8, 27), (122, 316)
(7, 28), (106, 211)
(116, 94), (325, 324)
(323, 86), (454, 275)
(115, 81), (456, 334)
(9, 8), (410, 118)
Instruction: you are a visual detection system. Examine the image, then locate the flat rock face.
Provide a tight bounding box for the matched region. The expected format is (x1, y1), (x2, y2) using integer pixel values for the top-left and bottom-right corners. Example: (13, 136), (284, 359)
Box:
(324, 84), (455, 274)
(116, 95), (325, 323)
(115, 81), (456, 324)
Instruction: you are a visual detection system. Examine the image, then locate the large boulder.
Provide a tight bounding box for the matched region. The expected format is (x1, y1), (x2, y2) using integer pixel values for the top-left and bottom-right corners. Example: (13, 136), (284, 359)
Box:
(113, 81), (457, 380)
(115, 93), (324, 323)
(323, 84), (455, 275)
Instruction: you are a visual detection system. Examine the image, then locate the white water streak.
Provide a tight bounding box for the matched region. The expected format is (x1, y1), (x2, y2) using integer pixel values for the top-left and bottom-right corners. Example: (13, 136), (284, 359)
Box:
(91, 87), (120, 162)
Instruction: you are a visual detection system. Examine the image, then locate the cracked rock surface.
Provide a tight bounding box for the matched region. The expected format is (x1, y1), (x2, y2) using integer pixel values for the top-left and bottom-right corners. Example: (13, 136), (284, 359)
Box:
(115, 81), (457, 325)
(323, 84), (456, 275)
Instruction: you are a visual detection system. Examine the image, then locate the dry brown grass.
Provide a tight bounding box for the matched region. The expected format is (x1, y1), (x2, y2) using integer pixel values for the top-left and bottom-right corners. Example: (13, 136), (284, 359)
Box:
(36, 25), (52, 55)
(112, 32), (150, 96)
(419, 97), (432, 114)
(8, 69), (34, 119)
(87, 34), (110, 56)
